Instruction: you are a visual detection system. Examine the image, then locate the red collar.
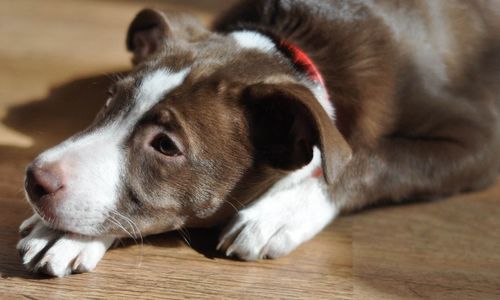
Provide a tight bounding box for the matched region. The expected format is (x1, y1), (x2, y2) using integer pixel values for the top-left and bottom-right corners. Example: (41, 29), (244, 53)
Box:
(279, 40), (326, 88)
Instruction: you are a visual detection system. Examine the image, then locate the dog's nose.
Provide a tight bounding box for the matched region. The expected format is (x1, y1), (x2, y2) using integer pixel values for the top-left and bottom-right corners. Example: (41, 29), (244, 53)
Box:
(25, 164), (64, 202)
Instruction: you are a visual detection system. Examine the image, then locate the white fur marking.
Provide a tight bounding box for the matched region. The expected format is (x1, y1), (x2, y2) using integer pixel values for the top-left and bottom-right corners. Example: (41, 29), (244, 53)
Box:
(131, 68), (190, 123)
(231, 31), (276, 53)
(305, 81), (335, 119)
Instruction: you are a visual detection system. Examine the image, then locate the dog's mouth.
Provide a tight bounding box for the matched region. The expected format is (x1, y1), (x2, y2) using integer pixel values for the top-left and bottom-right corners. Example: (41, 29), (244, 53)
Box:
(25, 194), (93, 237)
(25, 194), (53, 221)
(30, 204), (66, 232)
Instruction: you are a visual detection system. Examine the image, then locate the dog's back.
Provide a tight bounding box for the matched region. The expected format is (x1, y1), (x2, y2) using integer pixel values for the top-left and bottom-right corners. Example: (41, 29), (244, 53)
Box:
(368, 0), (500, 147)
(216, 0), (500, 149)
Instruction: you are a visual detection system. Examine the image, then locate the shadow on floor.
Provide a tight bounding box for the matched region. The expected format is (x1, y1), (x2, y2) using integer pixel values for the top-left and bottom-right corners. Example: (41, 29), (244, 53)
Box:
(2, 74), (118, 151)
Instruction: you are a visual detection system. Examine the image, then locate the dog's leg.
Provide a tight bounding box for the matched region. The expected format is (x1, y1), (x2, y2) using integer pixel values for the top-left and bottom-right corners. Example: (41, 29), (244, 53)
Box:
(333, 134), (500, 212)
(218, 150), (337, 260)
(17, 215), (115, 277)
(218, 122), (498, 260)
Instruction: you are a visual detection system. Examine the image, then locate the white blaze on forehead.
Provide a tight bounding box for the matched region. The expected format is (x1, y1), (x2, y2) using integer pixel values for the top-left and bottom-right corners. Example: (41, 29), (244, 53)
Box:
(230, 31), (276, 53)
(131, 68), (191, 122)
(33, 67), (191, 235)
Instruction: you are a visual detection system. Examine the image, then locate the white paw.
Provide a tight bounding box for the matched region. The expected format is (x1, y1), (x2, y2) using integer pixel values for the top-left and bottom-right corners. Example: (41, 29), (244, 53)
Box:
(217, 210), (302, 260)
(17, 215), (115, 277)
(217, 178), (337, 261)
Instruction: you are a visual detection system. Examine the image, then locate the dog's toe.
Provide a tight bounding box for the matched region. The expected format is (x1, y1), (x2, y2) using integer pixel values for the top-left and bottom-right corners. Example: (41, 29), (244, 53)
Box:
(19, 214), (40, 237)
(228, 224), (271, 260)
(218, 211), (300, 261)
(72, 238), (113, 273)
(33, 235), (114, 277)
(17, 223), (57, 265)
(260, 227), (297, 259)
(36, 237), (87, 277)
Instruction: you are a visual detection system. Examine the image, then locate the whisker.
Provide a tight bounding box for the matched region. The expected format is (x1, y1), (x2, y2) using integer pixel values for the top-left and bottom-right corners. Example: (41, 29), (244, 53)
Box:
(108, 215), (135, 241)
(178, 227), (192, 248)
(223, 197), (241, 213)
(107, 211), (143, 269)
(111, 211), (144, 251)
(111, 211), (137, 239)
(114, 212), (143, 268)
(103, 72), (126, 84)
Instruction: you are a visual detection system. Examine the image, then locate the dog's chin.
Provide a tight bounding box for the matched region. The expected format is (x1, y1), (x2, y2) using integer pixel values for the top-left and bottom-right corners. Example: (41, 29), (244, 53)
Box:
(24, 190), (111, 236)
(49, 220), (106, 237)
(28, 205), (104, 237)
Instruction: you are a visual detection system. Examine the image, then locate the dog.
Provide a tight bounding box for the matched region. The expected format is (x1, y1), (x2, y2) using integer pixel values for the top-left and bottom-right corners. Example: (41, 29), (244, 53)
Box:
(17, 0), (500, 277)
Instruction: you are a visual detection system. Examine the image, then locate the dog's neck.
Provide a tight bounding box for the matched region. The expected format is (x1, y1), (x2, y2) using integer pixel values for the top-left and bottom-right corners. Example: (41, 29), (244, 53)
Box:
(233, 28), (328, 92)
(276, 38), (333, 118)
(229, 29), (334, 119)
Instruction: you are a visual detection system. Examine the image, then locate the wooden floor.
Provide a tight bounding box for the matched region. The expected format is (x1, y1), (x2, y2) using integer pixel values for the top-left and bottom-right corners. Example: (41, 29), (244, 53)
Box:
(0, 0), (499, 299)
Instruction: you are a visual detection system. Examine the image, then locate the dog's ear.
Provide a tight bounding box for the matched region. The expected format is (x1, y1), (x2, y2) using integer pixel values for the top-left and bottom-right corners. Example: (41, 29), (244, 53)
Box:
(243, 83), (352, 184)
(126, 8), (171, 64)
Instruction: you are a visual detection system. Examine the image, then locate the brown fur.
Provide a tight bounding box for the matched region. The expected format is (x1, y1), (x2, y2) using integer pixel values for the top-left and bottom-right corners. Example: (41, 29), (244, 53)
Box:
(214, 0), (500, 211)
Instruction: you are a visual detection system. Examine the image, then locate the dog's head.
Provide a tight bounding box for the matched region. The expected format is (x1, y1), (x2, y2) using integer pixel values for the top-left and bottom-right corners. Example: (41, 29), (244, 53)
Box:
(24, 9), (351, 236)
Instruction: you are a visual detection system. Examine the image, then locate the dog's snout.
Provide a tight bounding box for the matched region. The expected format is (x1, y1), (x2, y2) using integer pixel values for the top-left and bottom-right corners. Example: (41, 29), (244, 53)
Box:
(25, 164), (64, 203)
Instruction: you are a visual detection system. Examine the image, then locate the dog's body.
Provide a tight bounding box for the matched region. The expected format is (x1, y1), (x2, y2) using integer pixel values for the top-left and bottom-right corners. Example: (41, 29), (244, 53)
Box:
(17, 0), (500, 277)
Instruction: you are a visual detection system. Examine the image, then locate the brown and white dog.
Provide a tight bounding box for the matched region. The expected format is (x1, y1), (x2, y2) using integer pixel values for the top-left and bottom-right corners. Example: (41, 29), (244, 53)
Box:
(17, 0), (500, 277)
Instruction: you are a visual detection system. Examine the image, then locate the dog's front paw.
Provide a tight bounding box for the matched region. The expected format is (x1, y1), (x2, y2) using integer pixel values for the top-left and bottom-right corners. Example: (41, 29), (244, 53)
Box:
(16, 215), (115, 277)
(217, 180), (337, 261)
(217, 210), (302, 261)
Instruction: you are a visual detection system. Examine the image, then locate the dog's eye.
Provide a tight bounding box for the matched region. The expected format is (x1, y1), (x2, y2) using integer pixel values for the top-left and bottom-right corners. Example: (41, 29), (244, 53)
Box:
(151, 134), (181, 157)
